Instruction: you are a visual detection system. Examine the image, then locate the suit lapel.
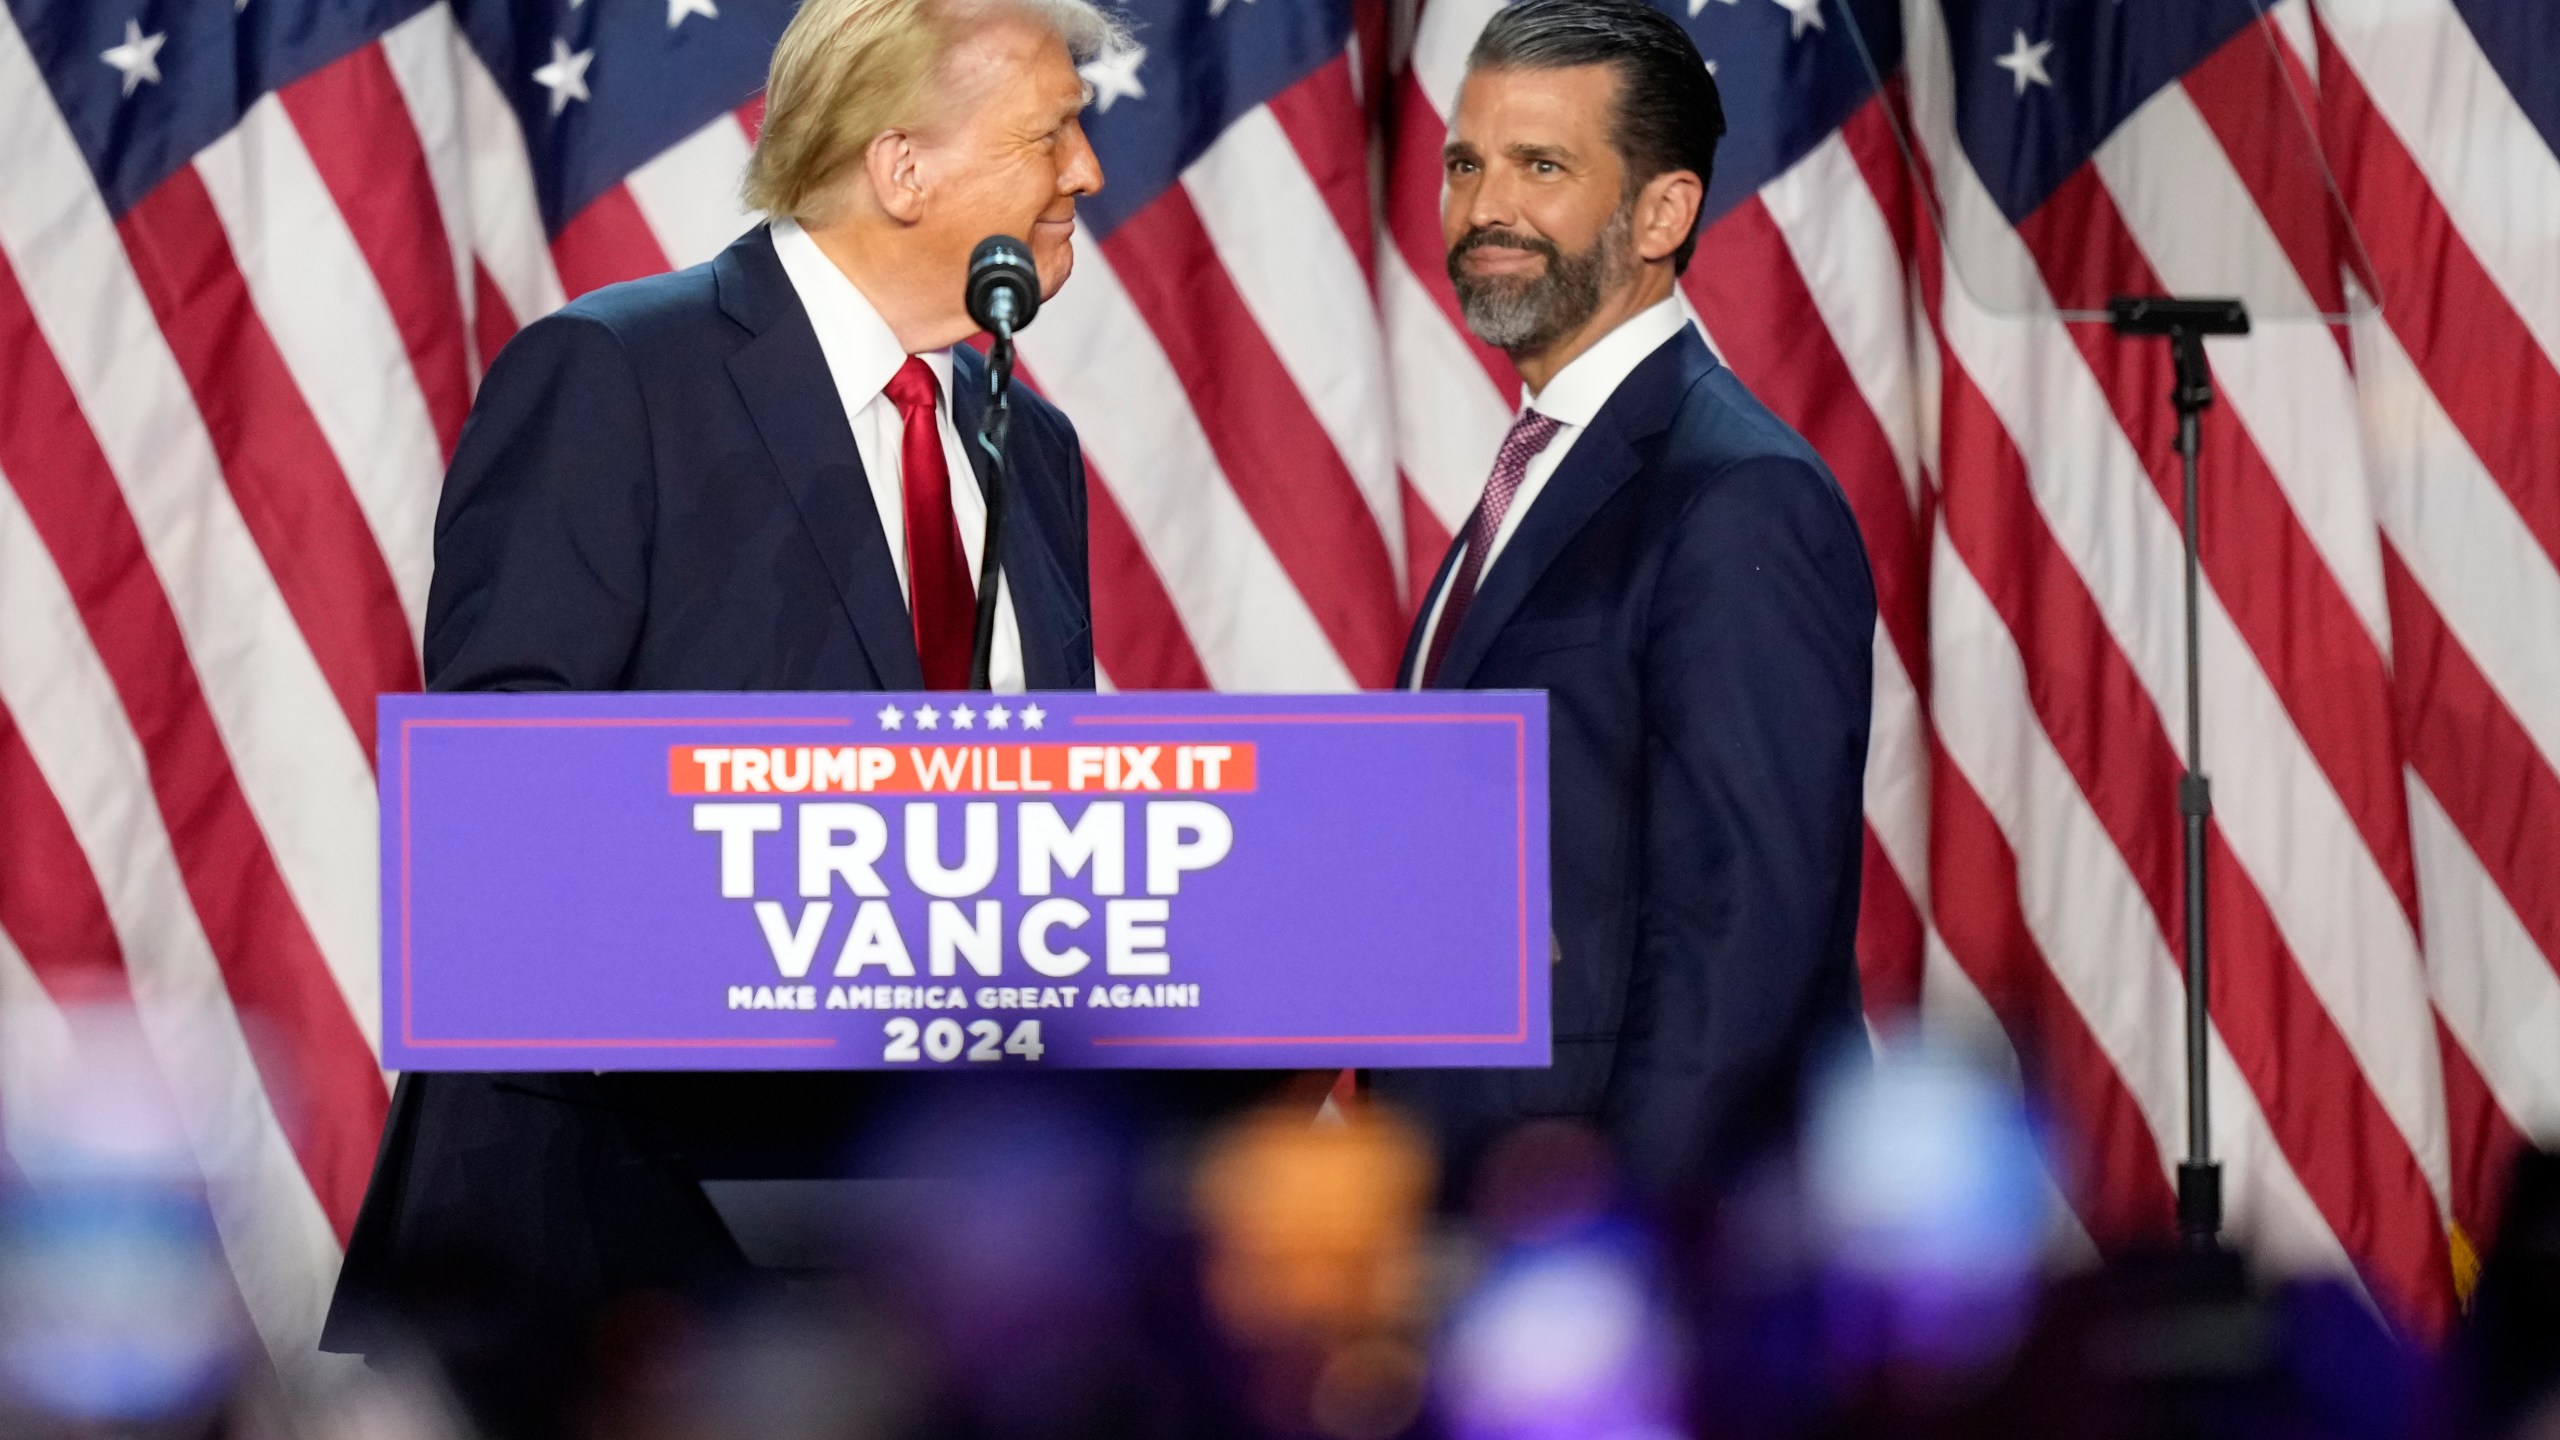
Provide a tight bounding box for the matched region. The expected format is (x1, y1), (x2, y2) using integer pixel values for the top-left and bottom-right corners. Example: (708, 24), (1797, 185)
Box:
(1397, 532), (1467, 687)
(718, 229), (925, 690)
(1426, 422), (1640, 690)
(950, 352), (1082, 689)
(1426, 326), (1716, 691)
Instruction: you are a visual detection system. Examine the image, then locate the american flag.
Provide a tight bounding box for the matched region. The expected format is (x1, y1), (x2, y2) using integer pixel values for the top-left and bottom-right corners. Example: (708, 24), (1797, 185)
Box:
(0, 0), (2549, 1377)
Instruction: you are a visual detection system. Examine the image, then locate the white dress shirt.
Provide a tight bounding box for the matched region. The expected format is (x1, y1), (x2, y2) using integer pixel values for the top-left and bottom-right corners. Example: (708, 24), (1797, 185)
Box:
(771, 218), (1026, 692)
(1411, 297), (1691, 685)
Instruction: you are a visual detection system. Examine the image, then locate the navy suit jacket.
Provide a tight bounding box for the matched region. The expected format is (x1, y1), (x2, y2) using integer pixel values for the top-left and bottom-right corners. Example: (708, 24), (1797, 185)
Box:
(327, 227), (1111, 1353)
(1368, 324), (1874, 1198)
(425, 226), (1094, 693)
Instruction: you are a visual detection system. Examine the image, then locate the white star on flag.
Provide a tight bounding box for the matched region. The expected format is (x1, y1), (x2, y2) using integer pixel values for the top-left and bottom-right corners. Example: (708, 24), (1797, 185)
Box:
(1080, 40), (1146, 113)
(951, 704), (977, 730)
(667, 0), (717, 29)
(1772, 0), (1824, 39)
(1687, 0), (1737, 16)
(876, 704), (905, 731)
(532, 37), (595, 116)
(100, 20), (166, 96)
(1020, 704), (1046, 731)
(987, 704), (1012, 730)
(915, 704), (941, 731)
(1995, 28), (2053, 95)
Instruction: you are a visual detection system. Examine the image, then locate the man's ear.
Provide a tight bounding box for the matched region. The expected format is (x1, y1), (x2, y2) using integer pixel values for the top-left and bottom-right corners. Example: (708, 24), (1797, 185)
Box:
(1632, 168), (1702, 264)
(865, 129), (926, 224)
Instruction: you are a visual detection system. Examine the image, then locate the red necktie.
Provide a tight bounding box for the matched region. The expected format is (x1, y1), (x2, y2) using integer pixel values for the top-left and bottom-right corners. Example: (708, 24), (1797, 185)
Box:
(1421, 409), (1562, 686)
(884, 357), (976, 689)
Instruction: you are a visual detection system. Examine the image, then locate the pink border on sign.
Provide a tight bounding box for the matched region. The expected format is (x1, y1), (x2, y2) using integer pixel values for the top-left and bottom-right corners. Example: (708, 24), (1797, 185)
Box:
(397, 715), (852, 1051)
(393, 708), (1537, 1056)
(1069, 711), (1536, 1049)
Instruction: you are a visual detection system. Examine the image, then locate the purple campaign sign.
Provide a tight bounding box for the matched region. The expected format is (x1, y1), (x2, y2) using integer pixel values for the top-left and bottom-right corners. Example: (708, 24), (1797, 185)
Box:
(381, 691), (1549, 1071)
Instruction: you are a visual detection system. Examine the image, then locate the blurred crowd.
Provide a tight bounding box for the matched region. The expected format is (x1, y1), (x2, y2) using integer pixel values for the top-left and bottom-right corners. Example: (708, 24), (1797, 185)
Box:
(3, 1003), (2554, 1440)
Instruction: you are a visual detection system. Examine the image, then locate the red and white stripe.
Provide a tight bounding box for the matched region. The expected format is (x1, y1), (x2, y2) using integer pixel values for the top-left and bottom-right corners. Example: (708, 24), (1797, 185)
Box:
(2309, 0), (2560, 1245)
(0, 0), (392, 1242)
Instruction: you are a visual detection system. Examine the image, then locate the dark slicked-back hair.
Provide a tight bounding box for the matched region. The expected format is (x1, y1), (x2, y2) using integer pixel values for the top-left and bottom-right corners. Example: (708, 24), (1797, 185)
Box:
(1469, 0), (1725, 271)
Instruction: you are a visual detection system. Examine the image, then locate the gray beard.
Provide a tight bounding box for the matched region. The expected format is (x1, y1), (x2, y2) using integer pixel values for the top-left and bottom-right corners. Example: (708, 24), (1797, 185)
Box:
(1450, 203), (1636, 354)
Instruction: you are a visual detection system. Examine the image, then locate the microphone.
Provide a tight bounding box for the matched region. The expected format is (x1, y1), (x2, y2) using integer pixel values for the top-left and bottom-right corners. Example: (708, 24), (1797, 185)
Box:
(966, 235), (1040, 339)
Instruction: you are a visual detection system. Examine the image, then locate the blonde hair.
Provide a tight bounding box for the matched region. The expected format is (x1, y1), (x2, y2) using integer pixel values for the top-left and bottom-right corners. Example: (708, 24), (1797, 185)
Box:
(744, 0), (1125, 224)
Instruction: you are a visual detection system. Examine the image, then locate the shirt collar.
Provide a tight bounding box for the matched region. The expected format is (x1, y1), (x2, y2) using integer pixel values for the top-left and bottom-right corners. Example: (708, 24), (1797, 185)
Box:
(769, 217), (955, 409)
(1523, 295), (1690, 428)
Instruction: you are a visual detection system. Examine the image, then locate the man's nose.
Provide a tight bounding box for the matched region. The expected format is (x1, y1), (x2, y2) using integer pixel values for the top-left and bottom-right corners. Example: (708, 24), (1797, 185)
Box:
(1060, 124), (1103, 197)
(1463, 167), (1522, 233)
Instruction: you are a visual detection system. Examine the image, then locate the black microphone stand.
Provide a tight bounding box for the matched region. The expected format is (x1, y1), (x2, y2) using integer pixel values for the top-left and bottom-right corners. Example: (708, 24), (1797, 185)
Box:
(2106, 294), (2250, 1253)
(961, 235), (1037, 693)
(968, 326), (1014, 692)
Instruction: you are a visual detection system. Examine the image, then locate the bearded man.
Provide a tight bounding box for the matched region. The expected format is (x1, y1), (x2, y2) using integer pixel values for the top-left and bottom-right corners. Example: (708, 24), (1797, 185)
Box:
(1367, 0), (1877, 1201)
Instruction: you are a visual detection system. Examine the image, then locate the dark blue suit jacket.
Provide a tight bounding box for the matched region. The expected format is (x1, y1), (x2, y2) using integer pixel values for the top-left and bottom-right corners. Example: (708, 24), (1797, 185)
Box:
(326, 227), (1109, 1355)
(425, 226), (1095, 693)
(1369, 324), (1874, 1198)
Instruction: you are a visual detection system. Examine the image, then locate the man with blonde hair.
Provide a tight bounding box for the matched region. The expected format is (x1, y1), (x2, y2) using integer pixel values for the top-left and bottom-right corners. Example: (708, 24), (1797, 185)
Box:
(323, 2), (1126, 1429)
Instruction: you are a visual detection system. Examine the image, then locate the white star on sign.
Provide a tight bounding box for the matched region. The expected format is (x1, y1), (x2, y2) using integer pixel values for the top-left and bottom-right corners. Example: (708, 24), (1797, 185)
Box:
(951, 703), (977, 730)
(877, 704), (905, 731)
(1079, 40), (1146, 113)
(531, 37), (594, 116)
(986, 704), (1012, 730)
(915, 704), (942, 731)
(100, 20), (166, 96)
(1994, 28), (2053, 95)
(668, 0), (717, 28)
(1772, 0), (1824, 39)
(1020, 704), (1046, 731)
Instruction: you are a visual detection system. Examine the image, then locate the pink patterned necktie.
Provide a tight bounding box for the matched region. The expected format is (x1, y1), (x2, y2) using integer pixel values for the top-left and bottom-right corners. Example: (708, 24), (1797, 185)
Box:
(1422, 408), (1564, 686)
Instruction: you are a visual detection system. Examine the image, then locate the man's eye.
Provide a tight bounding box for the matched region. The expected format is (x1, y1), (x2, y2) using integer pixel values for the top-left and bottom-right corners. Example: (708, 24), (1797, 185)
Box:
(1446, 158), (1476, 175)
(1533, 160), (1560, 176)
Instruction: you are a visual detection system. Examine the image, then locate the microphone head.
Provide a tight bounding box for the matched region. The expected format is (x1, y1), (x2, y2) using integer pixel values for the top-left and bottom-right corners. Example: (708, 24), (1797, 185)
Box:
(966, 235), (1040, 335)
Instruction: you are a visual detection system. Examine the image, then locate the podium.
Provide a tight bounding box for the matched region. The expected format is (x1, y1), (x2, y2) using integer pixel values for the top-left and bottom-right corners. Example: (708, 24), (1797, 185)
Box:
(375, 688), (1550, 1267)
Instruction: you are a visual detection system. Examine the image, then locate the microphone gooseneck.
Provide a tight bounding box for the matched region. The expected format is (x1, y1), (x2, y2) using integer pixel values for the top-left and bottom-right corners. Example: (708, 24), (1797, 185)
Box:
(964, 235), (1039, 691)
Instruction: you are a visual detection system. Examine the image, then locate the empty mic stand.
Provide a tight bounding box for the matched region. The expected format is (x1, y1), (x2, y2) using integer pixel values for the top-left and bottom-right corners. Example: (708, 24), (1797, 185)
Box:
(2108, 295), (2251, 1252)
